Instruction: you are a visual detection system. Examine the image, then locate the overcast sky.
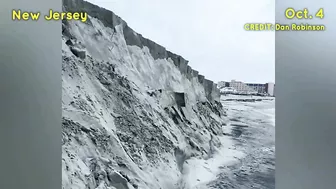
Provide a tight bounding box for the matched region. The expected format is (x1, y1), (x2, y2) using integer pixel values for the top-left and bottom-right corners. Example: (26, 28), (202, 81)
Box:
(88, 0), (275, 83)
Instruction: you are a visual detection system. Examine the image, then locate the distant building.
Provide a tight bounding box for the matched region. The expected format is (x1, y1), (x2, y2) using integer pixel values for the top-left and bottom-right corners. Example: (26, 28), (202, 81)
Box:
(273, 84), (276, 96)
(246, 83), (266, 94)
(229, 80), (256, 94)
(217, 81), (225, 88)
(217, 81), (230, 88)
(217, 80), (275, 96)
(265, 82), (275, 96)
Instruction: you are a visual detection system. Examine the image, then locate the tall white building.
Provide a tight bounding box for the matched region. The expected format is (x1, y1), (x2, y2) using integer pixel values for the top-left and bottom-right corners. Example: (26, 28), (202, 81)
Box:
(265, 82), (275, 96)
(246, 83), (266, 94)
(217, 81), (226, 88)
(217, 80), (275, 96)
(230, 80), (256, 94)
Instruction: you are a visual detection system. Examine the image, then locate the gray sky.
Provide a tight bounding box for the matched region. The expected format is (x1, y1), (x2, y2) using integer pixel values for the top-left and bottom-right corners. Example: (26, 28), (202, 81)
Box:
(89, 0), (275, 83)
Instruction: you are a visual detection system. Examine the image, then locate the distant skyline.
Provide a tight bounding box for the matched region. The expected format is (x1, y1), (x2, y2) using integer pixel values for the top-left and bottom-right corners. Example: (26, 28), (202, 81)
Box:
(89, 0), (275, 83)
(221, 79), (275, 84)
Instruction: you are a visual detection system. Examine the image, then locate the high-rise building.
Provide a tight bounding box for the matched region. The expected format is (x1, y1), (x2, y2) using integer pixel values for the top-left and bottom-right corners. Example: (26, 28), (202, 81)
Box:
(217, 80), (275, 96)
(246, 83), (266, 94)
(230, 80), (256, 94)
(265, 82), (275, 96)
(273, 84), (276, 96)
(217, 81), (230, 89)
(217, 81), (225, 88)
